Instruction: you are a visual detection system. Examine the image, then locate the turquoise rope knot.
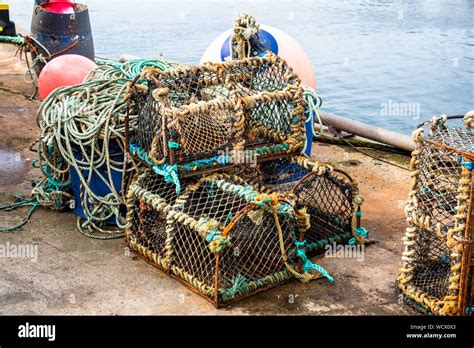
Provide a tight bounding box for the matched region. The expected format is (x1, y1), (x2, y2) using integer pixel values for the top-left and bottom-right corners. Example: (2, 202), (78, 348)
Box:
(197, 218), (231, 254)
(152, 163), (181, 193)
(204, 228), (220, 243)
(168, 141), (180, 149)
(130, 143), (181, 193)
(349, 226), (369, 245)
(294, 240), (334, 282)
(209, 235), (231, 253)
(355, 227), (368, 238)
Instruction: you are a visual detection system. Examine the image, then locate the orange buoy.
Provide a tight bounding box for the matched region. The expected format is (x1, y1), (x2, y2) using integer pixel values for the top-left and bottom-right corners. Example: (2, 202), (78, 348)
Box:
(38, 54), (96, 100)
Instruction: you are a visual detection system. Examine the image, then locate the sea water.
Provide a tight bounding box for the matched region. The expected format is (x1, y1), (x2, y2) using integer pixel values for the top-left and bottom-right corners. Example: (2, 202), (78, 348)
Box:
(7, 0), (474, 135)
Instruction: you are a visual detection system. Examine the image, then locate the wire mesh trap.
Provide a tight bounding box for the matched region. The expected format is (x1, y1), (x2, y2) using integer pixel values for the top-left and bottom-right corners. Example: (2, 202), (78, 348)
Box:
(125, 169), (335, 307)
(225, 155), (367, 254)
(398, 115), (473, 316)
(126, 52), (306, 180)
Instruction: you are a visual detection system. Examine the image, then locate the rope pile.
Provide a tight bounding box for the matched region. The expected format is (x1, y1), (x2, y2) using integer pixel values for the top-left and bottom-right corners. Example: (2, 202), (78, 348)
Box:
(37, 78), (136, 238)
(0, 57), (172, 238)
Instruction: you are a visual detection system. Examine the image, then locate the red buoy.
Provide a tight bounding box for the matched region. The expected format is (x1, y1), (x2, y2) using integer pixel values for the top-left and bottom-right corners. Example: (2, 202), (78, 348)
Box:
(38, 54), (96, 100)
(40, 0), (76, 14)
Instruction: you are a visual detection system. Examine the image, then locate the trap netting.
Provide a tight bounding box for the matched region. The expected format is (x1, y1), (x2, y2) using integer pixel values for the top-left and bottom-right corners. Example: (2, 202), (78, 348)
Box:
(398, 114), (473, 316)
(225, 156), (368, 253)
(126, 52), (306, 180)
(125, 170), (334, 307)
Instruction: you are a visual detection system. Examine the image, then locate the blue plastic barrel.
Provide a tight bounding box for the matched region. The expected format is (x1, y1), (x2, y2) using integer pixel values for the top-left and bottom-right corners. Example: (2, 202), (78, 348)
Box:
(70, 140), (126, 226)
(304, 111), (314, 156)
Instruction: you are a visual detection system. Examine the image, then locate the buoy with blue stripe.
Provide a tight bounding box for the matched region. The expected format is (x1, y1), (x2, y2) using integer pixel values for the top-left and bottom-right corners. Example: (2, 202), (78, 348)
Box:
(200, 23), (316, 89)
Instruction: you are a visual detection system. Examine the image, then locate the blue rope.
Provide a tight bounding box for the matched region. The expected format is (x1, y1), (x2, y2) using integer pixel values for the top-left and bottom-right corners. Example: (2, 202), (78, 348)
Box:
(461, 147), (474, 170)
(461, 156), (473, 170)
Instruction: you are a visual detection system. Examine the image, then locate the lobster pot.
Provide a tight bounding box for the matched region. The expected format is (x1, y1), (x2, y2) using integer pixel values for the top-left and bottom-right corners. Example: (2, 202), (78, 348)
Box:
(226, 156), (366, 254)
(125, 171), (318, 307)
(127, 53), (306, 176)
(398, 115), (473, 316)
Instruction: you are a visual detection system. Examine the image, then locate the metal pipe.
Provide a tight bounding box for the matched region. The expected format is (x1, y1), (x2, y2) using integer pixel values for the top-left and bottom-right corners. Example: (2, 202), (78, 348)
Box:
(319, 111), (415, 152)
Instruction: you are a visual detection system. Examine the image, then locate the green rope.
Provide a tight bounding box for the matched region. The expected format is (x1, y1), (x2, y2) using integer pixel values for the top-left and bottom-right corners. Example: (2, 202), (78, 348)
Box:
(221, 274), (249, 301)
(38, 79), (135, 233)
(0, 197), (38, 232)
(120, 58), (173, 80)
(0, 178), (73, 232)
(0, 35), (24, 46)
(305, 231), (353, 253)
(91, 58), (174, 81)
(294, 240), (334, 282)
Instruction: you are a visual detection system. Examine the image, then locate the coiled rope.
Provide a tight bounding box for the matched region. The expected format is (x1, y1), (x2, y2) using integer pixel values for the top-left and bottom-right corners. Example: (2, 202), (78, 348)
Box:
(37, 78), (136, 237)
(1, 58), (172, 237)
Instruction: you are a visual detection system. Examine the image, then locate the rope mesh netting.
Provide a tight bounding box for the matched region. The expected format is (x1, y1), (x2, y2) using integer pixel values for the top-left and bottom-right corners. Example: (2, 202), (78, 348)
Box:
(398, 115), (473, 316)
(225, 156), (362, 253)
(125, 156), (365, 306)
(127, 53), (306, 174)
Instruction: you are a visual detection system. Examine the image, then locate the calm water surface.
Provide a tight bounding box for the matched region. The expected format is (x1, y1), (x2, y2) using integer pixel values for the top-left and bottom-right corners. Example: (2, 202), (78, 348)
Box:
(8, 0), (474, 134)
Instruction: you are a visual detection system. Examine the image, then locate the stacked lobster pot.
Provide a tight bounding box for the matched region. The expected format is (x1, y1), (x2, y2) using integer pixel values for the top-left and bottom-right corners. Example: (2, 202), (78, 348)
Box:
(398, 114), (474, 316)
(124, 53), (368, 306)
